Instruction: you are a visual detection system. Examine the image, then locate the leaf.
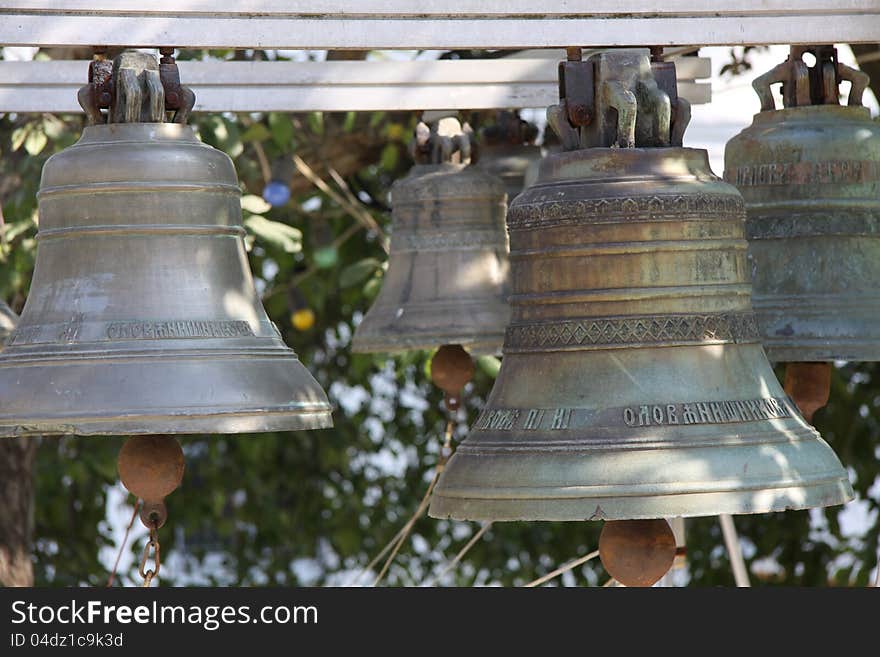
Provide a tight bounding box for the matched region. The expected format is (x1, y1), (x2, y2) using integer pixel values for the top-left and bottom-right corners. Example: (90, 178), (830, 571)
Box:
(342, 111), (357, 133)
(307, 112), (324, 136)
(313, 245), (338, 269)
(268, 113), (294, 148)
(339, 258), (382, 289)
(240, 194), (272, 215)
(476, 355), (502, 379)
(24, 128), (47, 156)
(41, 115), (65, 140)
(243, 216), (302, 253)
(380, 143), (399, 171)
(240, 122), (271, 143)
(362, 275), (382, 300)
(11, 125), (29, 152)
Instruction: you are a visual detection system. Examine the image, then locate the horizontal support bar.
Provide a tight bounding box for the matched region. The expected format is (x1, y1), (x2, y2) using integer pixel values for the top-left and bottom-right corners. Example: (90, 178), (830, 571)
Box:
(0, 4), (876, 48)
(0, 58), (711, 113)
(2, 1), (874, 17)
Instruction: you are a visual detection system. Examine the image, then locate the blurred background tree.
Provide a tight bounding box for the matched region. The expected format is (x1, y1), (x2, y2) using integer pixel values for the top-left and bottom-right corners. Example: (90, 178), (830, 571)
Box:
(0, 46), (878, 587)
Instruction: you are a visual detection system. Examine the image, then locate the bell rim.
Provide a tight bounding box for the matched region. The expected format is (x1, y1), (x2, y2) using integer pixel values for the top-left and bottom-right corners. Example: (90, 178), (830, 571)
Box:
(428, 476), (854, 522)
(0, 351), (334, 436)
(0, 407), (334, 437)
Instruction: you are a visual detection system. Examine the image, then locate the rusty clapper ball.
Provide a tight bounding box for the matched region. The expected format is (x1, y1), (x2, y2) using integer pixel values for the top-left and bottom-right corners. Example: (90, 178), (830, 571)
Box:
(430, 344), (476, 398)
(599, 519), (676, 587)
(117, 435), (185, 502)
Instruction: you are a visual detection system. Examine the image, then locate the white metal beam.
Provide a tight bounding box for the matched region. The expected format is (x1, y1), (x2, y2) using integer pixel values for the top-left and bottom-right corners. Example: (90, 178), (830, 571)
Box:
(0, 2), (876, 48)
(0, 57), (711, 113)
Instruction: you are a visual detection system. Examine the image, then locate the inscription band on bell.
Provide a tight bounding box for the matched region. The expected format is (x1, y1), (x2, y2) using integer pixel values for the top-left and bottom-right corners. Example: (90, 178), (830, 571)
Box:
(473, 397), (793, 434)
(6, 319), (256, 346)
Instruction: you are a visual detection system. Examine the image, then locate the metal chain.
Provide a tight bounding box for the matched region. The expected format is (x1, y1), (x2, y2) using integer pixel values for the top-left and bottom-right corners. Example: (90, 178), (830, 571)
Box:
(139, 524), (161, 588)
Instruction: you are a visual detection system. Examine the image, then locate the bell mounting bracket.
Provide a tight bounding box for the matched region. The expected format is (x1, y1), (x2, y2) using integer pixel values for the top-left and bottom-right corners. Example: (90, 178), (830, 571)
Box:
(752, 44), (870, 112)
(548, 47), (691, 152)
(409, 115), (474, 165)
(480, 110), (539, 148)
(78, 47), (196, 126)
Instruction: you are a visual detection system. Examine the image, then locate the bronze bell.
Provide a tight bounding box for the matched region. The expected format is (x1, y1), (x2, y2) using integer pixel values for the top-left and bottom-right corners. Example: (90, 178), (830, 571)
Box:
(429, 50), (852, 523)
(476, 111), (542, 206)
(351, 117), (510, 355)
(724, 46), (880, 363)
(0, 51), (332, 436)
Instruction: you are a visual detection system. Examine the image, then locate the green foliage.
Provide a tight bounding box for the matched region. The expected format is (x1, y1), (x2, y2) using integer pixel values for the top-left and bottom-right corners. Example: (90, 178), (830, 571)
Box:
(1, 51), (878, 588)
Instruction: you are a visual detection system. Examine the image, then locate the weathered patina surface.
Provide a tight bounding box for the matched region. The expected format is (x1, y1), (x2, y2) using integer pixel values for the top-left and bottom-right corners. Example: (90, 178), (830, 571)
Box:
(0, 52), (332, 436)
(431, 50), (852, 522)
(352, 117), (510, 355)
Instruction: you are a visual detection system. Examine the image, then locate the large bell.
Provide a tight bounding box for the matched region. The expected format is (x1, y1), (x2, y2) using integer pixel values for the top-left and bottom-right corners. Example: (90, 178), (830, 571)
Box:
(351, 117), (510, 355)
(0, 51), (332, 436)
(724, 46), (880, 362)
(429, 50), (852, 522)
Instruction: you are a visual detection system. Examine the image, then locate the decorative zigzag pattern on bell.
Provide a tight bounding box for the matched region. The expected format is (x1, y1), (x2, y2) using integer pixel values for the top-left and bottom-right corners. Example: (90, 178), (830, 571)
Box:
(429, 50), (853, 523)
(0, 51), (332, 436)
(724, 46), (880, 363)
(351, 116), (510, 356)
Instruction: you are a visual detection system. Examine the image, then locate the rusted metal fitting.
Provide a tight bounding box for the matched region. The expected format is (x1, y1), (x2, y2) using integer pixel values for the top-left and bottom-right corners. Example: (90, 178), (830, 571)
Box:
(599, 519), (676, 587)
(783, 362), (832, 423)
(77, 47), (115, 125)
(158, 47), (182, 110)
(139, 500), (169, 530)
(77, 49), (196, 125)
(557, 54), (595, 129)
(430, 344), (475, 413)
(118, 435), (185, 502)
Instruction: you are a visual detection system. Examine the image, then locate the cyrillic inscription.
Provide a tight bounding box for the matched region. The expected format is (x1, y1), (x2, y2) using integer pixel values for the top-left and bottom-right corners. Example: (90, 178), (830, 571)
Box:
(523, 409), (545, 430)
(472, 398), (792, 434)
(107, 320), (254, 340)
(622, 397), (791, 427)
(473, 408), (521, 431)
(550, 408), (572, 430)
(728, 160), (880, 187)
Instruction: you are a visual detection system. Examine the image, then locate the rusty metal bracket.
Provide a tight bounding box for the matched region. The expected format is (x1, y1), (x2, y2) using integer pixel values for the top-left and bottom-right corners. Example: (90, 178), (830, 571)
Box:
(77, 48), (196, 124)
(77, 47), (114, 125)
(159, 47), (182, 111)
(557, 47), (595, 129)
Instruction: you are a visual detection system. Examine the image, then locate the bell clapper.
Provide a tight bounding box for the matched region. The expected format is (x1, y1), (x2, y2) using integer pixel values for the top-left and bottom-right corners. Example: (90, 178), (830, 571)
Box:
(429, 344), (476, 468)
(598, 519), (677, 588)
(116, 435), (185, 587)
(783, 362), (832, 423)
